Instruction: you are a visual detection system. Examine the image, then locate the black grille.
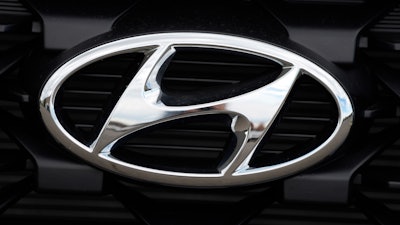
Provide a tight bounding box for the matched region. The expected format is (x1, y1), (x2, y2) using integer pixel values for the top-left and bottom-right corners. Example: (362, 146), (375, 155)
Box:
(0, 102), (144, 224)
(0, 0), (30, 15)
(1, 192), (141, 225)
(161, 47), (282, 106)
(250, 75), (339, 167)
(0, 0), (33, 34)
(0, 1), (37, 215)
(0, 128), (28, 172)
(0, 103), (31, 177)
(111, 114), (235, 173)
(358, 135), (400, 214)
(247, 203), (372, 225)
(367, 3), (400, 51)
(354, 5), (400, 221)
(370, 3), (400, 34)
(55, 53), (144, 145)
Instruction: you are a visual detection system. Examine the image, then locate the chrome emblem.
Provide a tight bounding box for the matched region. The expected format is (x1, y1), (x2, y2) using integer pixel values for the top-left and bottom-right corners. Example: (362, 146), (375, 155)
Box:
(40, 33), (353, 187)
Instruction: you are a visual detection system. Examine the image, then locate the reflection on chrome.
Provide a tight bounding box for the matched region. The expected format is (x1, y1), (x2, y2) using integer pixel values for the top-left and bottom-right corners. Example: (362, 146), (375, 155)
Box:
(40, 33), (353, 187)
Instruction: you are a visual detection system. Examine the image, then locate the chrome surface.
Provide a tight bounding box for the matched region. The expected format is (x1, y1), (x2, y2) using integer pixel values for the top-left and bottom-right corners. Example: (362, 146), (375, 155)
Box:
(40, 33), (353, 187)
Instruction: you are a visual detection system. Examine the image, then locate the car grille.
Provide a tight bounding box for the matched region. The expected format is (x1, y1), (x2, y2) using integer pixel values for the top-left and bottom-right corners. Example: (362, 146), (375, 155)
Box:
(0, 0), (400, 224)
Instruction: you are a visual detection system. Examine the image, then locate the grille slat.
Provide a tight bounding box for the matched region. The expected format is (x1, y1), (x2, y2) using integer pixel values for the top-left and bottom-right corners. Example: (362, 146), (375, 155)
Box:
(78, 73), (123, 79)
(62, 106), (103, 111)
(163, 76), (239, 85)
(171, 59), (275, 68)
(119, 145), (223, 158)
(271, 133), (317, 139)
(281, 116), (333, 122)
(0, 5), (27, 12)
(122, 144), (223, 153)
(63, 90), (113, 95)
